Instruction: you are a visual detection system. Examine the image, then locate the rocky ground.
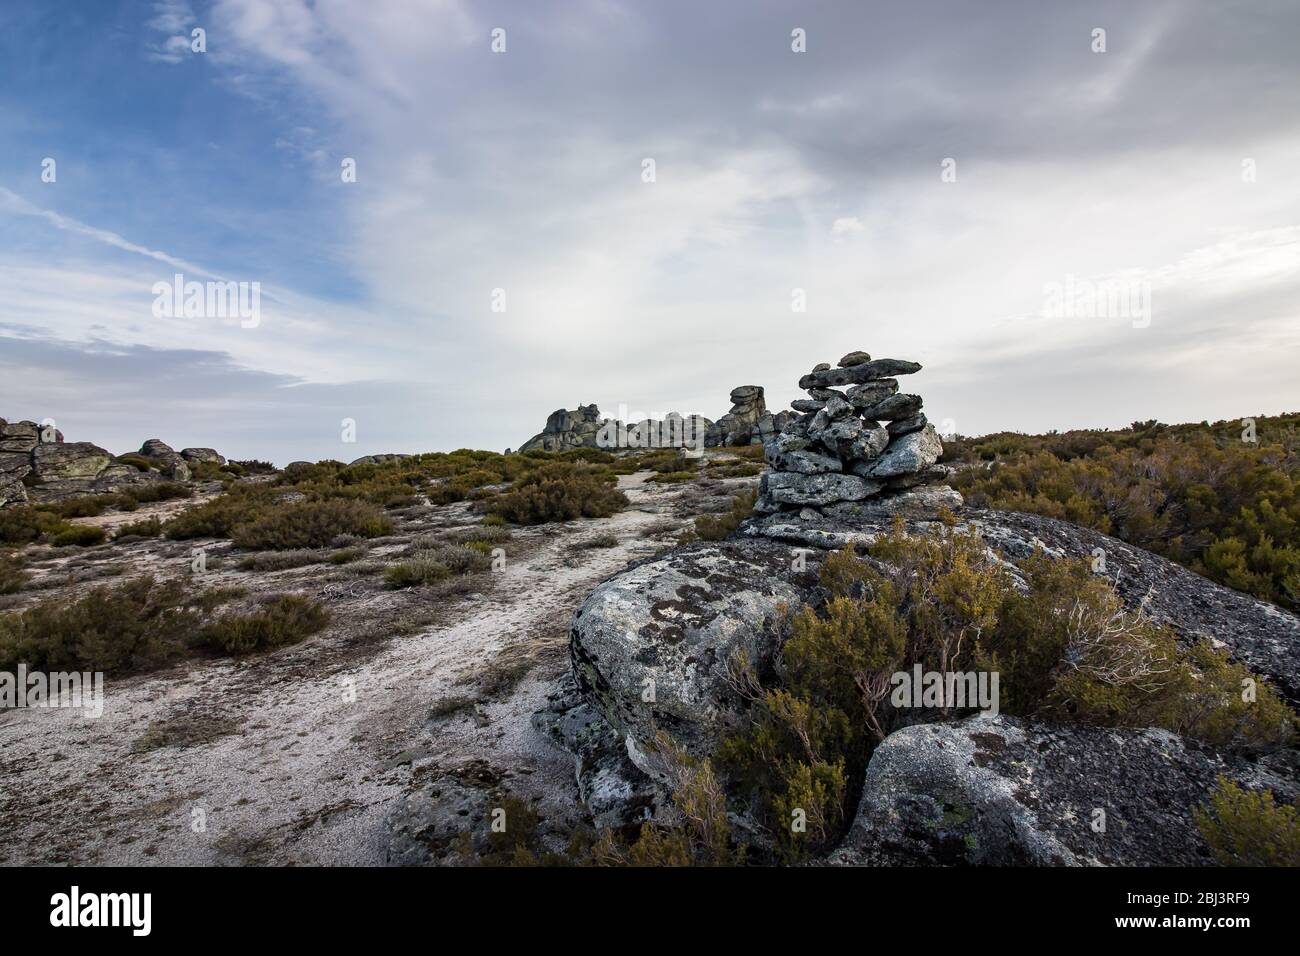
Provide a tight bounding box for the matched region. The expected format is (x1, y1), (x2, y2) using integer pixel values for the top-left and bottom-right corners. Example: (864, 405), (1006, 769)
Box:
(0, 463), (756, 865)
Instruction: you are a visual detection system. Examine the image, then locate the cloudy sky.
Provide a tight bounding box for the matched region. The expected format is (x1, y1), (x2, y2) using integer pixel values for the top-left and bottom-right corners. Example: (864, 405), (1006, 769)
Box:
(1, 0), (1297, 464)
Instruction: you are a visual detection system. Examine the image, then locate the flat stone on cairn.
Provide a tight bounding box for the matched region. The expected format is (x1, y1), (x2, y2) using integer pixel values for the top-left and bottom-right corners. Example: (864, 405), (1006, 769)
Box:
(758, 350), (961, 518)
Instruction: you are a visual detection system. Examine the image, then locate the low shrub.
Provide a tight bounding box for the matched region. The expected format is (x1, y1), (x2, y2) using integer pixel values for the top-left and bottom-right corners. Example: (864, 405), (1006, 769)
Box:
(231, 498), (392, 550)
(113, 516), (163, 540)
(0, 506), (66, 545)
(485, 463), (627, 525)
(0, 552), (29, 594)
(163, 486), (274, 540)
(646, 470), (697, 484)
(1194, 777), (1300, 866)
(42, 495), (119, 518)
(385, 544), (490, 588)
(122, 481), (192, 504)
(237, 549), (327, 572)
(200, 594), (330, 654)
(116, 453), (157, 472)
(230, 459), (277, 475)
(0, 576), (205, 673)
(693, 489), (757, 541)
(51, 525), (107, 547)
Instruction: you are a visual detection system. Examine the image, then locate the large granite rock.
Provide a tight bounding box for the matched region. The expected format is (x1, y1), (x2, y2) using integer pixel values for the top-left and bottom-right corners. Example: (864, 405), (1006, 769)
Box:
(181, 447), (226, 465)
(830, 715), (1300, 866)
(570, 537), (809, 766)
(0, 420), (41, 453)
(532, 674), (660, 829)
(138, 439), (191, 481)
(32, 442), (111, 480)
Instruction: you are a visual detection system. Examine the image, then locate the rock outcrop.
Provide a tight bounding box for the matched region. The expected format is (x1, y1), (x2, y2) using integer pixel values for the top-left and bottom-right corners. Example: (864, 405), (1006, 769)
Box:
(519, 404), (606, 453)
(519, 404), (712, 453)
(0, 417), (228, 506)
(137, 439), (191, 481)
(758, 350), (960, 517)
(830, 715), (1299, 866)
(181, 447), (226, 465)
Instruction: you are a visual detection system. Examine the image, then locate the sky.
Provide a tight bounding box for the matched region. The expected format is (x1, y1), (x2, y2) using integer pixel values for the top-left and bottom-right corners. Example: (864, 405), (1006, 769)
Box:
(0, 0), (1297, 465)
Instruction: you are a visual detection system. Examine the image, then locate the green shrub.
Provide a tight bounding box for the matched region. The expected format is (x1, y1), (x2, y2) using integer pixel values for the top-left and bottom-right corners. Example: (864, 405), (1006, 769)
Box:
(116, 453), (157, 472)
(485, 463), (627, 525)
(230, 459), (277, 475)
(237, 549), (327, 571)
(231, 498), (392, 550)
(163, 486), (273, 540)
(384, 555), (451, 588)
(948, 417), (1300, 610)
(122, 481), (192, 504)
(1194, 777), (1300, 866)
(0, 576), (205, 673)
(328, 546), (366, 564)
(0, 506), (66, 545)
(42, 495), (118, 518)
(114, 516), (163, 540)
(51, 525), (107, 547)
(200, 594), (330, 654)
(0, 552), (30, 595)
(385, 544), (489, 588)
(646, 470), (697, 484)
(693, 489), (757, 541)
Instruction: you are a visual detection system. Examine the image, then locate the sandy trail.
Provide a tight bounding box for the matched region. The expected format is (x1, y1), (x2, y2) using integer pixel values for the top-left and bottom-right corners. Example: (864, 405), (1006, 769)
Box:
(0, 472), (725, 865)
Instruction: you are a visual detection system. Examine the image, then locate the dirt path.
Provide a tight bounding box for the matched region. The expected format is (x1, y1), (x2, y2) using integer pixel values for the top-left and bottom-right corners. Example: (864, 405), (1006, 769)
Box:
(0, 472), (736, 865)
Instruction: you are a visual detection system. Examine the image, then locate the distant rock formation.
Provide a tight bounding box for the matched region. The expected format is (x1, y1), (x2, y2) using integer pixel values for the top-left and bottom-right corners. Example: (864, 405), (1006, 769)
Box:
(0, 417), (226, 506)
(519, 404), (605, 453)
(518, 385), (798, 454)
(519, 404), (712, 453)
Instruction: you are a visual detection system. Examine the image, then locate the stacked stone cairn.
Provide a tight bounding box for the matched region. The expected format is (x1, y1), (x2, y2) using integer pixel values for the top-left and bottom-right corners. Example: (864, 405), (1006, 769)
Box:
(755, 351), (963, 519)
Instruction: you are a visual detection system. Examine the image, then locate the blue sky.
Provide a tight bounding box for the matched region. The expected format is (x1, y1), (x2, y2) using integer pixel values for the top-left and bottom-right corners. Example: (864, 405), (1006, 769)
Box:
(1, 0), (1298, 464)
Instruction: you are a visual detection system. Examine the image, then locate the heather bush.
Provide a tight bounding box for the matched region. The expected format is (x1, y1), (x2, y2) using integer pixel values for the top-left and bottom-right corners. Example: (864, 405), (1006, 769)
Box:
(0, 552), (29, 595)
(114, 516), (163, 540)
(200, 595), (330, 654)
(231, 498), (392, 550)
(1194, 777), (1300, 866)
(0, 576), (205, 673)
(948, 415), (1300, 610)
(692, 489), (757, 541)
(485, 462), (627, 524)
(51, 525), (107, 547)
